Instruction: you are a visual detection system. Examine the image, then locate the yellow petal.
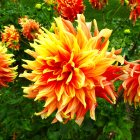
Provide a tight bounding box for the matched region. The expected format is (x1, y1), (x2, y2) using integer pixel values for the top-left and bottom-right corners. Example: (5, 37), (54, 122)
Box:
(76, 89), (86, 108)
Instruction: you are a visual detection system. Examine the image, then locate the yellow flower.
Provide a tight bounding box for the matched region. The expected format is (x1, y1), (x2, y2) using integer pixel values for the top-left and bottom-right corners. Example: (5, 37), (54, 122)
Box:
(20, 14), (123, 125)
(0, 42), (17, 87)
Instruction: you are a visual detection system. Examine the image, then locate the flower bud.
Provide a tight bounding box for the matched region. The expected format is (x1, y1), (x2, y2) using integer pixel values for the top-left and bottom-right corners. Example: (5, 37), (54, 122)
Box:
(124, 29), (131, 34)
(124, 0), (129, 5)
(35, 3), (42, 10)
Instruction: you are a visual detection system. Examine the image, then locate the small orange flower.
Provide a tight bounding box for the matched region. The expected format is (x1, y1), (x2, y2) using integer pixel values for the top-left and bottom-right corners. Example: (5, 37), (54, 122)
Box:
(19, 16), (40, 40)
(57, 0), (85, 21)
(120, 60), (140, 107)
(89, 0), (108, 10)
(1, 25), (20, 50)
(0, 42), (17, 87)
(20, 14), (124, 125)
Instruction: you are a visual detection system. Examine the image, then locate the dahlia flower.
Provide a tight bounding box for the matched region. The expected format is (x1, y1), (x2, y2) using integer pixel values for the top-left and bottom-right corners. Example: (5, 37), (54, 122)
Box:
(0, 42), (17, 87)
(89, 0), (108, 10)
(20, 14), (123, 125)
(19, 16), (40, 40)
(1, 25), (20, 50)
(119, 60), (140, 107)
(57, 0), (85, 21)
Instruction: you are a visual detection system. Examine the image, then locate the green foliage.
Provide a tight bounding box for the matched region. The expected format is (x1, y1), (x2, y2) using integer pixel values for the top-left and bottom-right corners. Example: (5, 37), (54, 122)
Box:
(0, 0), (55, 30)
(109, 18), (140, 61)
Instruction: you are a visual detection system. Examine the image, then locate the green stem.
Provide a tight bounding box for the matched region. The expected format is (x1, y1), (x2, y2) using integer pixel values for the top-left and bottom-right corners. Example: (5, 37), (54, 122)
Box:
(102, 8), (106, 26)
(112, 18), (128, 35)
(114, 89), (124, 109)
(20, 38), (30, 47)
(111, 5), (122, 19)
(41, 8), (51, 26)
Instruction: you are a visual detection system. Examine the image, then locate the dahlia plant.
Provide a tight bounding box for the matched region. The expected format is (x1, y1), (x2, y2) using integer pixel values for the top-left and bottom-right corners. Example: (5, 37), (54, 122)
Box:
(20, 14), (125, 125)
(1, 0), (140, 139)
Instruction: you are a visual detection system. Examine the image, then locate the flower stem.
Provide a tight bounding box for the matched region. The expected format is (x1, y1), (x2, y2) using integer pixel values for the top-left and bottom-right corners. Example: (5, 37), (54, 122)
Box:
(111, 5), (121, 19)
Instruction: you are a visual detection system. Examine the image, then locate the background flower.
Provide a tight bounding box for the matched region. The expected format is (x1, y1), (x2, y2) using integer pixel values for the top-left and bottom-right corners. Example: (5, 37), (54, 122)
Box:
(89, 0), (108, 10)
(1, 25), (20, 50)
(56, 0), (85, 21)
(129, 1), (140, 23)
(0, 42), (17, 87)
(120, 60), (140, 107)
(19, 16), (40, 40)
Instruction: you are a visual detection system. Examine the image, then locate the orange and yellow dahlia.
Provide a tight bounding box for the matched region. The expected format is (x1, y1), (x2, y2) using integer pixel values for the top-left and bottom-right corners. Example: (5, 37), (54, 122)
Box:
(1, 25), (20, 50)
(19, 16), (40, 40)
(120, 60), (140, 107)
(20, 14), (124, 125)
(89, 0), (108, 10)
(0, 42), (17, 87)
(56, 0), (85, 21)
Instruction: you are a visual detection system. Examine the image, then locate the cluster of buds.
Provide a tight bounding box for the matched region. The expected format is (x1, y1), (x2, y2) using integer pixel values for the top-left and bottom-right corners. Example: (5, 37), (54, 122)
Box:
(89, 0), (108, 10)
